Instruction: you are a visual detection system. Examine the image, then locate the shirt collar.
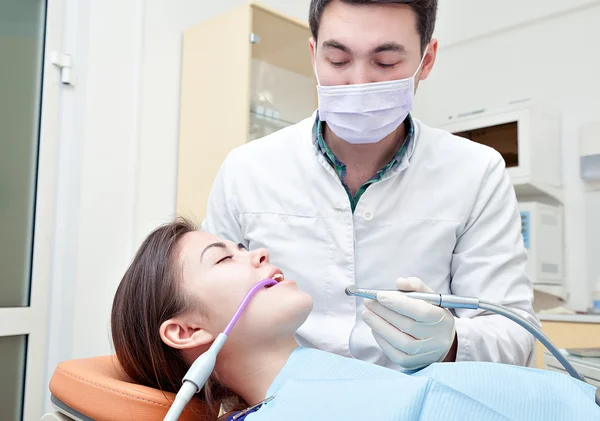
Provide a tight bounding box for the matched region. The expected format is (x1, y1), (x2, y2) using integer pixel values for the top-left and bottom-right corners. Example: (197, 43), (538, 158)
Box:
(312, 114), (415, 170)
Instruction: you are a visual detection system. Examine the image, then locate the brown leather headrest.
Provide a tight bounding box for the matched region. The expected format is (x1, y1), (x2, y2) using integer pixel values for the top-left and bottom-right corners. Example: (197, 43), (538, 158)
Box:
(49, 355), (215, 421)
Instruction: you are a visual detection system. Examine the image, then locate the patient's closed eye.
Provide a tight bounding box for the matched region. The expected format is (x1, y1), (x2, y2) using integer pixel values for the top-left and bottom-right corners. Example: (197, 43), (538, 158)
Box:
(217, 244), (247, 263)
(216, 254), (233, 264)
(202, 242), (247, 264)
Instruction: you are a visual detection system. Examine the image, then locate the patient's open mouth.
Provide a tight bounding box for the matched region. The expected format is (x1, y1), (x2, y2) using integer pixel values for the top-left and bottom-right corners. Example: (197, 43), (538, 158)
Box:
(265, 271), (284, 288)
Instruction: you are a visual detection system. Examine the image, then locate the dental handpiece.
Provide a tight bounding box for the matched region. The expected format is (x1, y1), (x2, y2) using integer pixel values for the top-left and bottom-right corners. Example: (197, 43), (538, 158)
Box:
(345, 285), (479, 309)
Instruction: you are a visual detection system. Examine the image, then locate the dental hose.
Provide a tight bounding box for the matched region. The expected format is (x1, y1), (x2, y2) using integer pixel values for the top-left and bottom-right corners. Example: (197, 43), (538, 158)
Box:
(478, 300), (600, 408)
(163, 278), (278, 421)
(346, 286), (600, 408)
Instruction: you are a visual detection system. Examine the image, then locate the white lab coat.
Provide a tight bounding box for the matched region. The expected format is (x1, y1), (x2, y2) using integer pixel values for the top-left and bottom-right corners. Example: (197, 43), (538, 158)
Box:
(202, 112), (540, 369)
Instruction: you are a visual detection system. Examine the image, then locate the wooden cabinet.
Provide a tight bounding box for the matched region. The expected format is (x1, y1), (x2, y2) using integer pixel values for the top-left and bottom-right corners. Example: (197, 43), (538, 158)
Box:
(176, 1), (317, 221)
(534, 316), (600, 369)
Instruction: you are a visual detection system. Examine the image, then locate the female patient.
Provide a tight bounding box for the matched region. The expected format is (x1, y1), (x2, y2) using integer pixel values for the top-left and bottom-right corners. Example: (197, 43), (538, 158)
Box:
(111, 219), (599, 421)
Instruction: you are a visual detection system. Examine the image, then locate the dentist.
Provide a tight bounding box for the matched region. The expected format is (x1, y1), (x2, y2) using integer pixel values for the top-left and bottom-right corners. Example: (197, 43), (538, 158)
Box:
(202, 0), (540, 371)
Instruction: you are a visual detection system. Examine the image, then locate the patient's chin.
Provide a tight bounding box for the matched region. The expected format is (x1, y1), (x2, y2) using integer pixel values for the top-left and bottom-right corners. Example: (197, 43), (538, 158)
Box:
(242, 293), (312, 340)
(275, 293), (313, 333)
(216, 286), (313, 345)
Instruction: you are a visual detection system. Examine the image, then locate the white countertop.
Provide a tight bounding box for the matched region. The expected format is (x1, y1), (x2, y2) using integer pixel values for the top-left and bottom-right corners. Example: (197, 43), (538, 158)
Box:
(544, 350), (600, 370)
(537, 313), (600, 323)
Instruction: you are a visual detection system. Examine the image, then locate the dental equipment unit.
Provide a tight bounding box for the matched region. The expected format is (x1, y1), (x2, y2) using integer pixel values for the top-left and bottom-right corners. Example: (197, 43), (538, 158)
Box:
(345, 286), (600, 407)
(163, 278), (278, 421)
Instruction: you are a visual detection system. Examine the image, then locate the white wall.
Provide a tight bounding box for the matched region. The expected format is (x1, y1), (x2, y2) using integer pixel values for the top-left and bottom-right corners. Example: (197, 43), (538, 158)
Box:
(414, 0), (600, 310)
(44, 0), (311, 411)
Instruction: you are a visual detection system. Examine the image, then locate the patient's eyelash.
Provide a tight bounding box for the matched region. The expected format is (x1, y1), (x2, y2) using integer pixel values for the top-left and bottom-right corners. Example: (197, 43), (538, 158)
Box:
(216, 255), (233, 264)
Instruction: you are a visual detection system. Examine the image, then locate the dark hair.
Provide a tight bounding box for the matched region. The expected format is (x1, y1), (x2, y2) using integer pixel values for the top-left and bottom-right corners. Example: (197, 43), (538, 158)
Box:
(110, 218), (243, 419)
(309, 0), (438, 53)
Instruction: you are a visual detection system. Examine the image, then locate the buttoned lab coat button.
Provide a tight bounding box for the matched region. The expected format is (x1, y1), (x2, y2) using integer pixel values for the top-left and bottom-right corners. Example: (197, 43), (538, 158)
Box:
(363, 210), (374, 221)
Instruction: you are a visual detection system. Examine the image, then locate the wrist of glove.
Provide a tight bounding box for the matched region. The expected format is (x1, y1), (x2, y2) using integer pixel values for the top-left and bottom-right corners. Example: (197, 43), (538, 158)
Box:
(362, 277), (457, 371)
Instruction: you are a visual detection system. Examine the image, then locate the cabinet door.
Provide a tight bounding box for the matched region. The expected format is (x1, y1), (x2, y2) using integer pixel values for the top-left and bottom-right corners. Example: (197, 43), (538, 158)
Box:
(177, 4), (253, 222)
(248, 5), (317, 142)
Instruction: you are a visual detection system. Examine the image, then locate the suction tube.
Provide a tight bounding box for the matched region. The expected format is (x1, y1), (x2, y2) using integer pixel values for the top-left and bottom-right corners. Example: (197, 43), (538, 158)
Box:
(163, 278), (277, 421)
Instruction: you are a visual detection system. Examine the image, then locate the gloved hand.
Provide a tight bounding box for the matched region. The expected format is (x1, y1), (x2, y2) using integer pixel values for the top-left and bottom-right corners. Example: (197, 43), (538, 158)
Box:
(362, 277), (457, 370)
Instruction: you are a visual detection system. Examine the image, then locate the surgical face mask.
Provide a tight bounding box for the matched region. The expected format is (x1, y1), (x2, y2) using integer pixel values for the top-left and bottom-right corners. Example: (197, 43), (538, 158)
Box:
(315, 48), (428, 145)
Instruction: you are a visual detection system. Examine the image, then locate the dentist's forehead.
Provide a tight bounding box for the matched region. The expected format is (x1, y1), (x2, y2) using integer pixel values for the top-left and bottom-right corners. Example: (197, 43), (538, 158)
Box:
(317, 2), (420, 50)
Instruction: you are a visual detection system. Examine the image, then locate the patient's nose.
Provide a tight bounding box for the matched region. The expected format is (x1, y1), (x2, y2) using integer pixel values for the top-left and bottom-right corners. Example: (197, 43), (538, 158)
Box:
(251, 248), (270, 267)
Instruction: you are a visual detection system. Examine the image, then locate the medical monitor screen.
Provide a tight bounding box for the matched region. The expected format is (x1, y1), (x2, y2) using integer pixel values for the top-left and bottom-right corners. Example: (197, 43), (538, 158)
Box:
(453, 121), (519, 168)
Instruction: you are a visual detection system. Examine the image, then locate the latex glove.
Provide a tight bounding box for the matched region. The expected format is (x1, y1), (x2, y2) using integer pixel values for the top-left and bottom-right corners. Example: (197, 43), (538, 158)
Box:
(362, 277), (457, 370)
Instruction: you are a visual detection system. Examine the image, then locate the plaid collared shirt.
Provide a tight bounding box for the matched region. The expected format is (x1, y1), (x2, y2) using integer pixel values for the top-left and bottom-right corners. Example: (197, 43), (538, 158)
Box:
(313, 114), (415, 212)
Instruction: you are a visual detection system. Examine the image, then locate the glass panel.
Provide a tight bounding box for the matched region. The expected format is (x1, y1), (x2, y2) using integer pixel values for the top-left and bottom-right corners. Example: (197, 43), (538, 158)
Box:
(249, 7), (317, 142)
(0, 0), (47, 307)
(0, 335), (27, 421)
(453, 121), (519, 168)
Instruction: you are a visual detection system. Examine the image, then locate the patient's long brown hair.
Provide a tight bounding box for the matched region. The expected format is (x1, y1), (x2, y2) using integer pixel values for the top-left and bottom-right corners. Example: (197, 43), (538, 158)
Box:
(110, 218), (242, 419)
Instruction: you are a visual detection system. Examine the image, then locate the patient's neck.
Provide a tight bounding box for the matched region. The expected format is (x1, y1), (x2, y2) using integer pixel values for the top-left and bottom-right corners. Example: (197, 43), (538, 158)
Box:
(214, 335), (298, 406)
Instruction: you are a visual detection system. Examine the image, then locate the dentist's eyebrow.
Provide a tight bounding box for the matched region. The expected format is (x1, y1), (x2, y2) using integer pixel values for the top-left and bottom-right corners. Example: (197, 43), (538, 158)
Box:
(322, 39), (352, 54)
(371, 42), (407, 54)
(200, 242), (228, 262)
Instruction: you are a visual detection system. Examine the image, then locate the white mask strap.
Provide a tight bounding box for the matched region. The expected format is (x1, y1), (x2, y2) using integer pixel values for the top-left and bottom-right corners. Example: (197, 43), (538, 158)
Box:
(412, 44), (430, 79)
(313, 46), (322, 86)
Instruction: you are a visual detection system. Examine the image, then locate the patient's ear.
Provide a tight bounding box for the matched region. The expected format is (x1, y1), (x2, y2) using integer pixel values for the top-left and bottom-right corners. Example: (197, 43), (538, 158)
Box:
(159, 318), (214, 350)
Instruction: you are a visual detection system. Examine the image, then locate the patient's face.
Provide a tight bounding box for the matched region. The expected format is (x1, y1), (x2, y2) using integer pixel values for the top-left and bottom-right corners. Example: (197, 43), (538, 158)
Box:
(177, 231), (313, 341)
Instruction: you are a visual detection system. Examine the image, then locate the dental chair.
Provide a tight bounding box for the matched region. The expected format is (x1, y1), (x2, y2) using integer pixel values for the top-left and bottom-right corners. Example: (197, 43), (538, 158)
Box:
(42, 355), (230, 421)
